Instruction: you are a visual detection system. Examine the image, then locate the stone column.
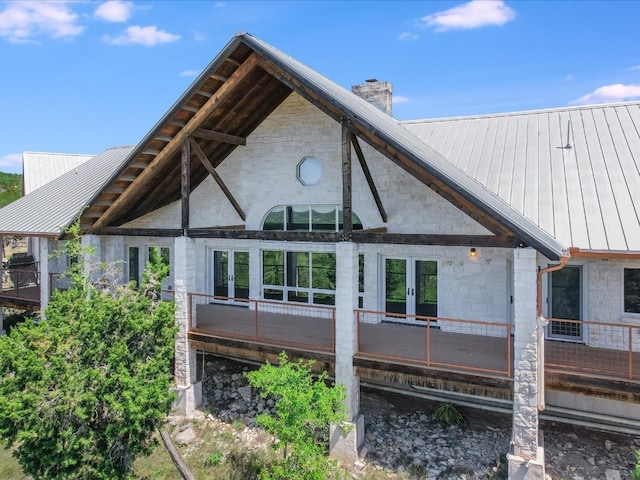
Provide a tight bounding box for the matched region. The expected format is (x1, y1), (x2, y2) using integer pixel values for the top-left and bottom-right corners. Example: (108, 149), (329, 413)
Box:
(508, 248), (546, 479)
(104, 235), (125, 284)
(81, 234), (102, 283)
(173, 235), (201, 417)
(39, 238), (51, 317)
(330, 241), (364, 463)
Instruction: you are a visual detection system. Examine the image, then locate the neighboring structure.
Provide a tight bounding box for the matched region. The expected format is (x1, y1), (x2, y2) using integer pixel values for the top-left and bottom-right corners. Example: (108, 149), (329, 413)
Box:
(0, 33), (639, 479)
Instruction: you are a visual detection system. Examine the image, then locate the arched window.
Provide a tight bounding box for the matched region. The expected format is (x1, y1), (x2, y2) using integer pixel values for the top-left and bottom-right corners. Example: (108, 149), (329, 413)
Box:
(262, 205), (363, 232)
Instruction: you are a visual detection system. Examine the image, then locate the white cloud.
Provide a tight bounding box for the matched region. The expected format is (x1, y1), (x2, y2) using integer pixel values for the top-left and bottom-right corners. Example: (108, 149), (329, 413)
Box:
(419, 0), (516, 31)
(193, 32), (207, 42)
(571, 83), (640, 105)
(630, 65), (640, 71)
(0, 1), (84, 43)
(103, 25), (180, 46)
(562, 74), (574, 82)
(215, 2), (226, 7)
(0, 153), (23, 173)
(398, 32), (419, 41)
(94, 1), (133, 23)
(393, 96), (410, 105)
(179, 70), (199, 77)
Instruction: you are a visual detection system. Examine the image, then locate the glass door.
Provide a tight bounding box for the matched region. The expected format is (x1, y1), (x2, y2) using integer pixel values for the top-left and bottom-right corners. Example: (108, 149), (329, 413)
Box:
(384, 257), (437, 322)
(548, 265), (583, 341)
(207, 249), (249, 302)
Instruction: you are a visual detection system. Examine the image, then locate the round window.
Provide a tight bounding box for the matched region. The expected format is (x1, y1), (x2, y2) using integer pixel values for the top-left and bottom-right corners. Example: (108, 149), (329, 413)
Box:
(296, 156), (322, 186)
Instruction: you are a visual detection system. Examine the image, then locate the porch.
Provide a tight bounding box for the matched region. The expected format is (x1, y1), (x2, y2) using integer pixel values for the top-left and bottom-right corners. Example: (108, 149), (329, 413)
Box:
(188, 293), (640, 398)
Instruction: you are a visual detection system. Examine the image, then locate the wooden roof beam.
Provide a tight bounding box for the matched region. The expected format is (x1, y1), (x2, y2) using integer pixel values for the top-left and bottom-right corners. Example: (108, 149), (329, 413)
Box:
(350, 133), (387, 223)
(210, 72), (229, 82)
(193, 128), (246, 146)
(189, 137), (246, 221)
(90, 52), (260, 230)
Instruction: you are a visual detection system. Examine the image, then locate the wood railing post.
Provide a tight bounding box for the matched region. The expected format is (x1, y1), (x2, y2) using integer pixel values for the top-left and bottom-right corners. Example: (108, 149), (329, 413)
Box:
(507, 323), (512, 378)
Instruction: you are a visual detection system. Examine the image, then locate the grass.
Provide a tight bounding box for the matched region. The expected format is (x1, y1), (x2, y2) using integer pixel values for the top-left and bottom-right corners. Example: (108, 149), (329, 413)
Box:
(1, 413), (414, 480)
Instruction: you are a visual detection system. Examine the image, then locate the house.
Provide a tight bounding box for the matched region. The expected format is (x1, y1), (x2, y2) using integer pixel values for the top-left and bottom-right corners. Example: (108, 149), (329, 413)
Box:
(1, 33), (639, 479)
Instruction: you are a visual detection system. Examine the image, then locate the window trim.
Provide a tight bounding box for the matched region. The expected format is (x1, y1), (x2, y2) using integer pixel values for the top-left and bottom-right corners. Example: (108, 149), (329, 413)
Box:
(262, 249), (336, 306)
(623, 267), (640, 316)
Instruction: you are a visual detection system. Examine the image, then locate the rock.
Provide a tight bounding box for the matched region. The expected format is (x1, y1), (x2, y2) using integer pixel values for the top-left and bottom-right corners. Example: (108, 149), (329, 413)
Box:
(604, 469), (622, 480)
(238, 385), (252, 402)
(174, 426), (197, 445)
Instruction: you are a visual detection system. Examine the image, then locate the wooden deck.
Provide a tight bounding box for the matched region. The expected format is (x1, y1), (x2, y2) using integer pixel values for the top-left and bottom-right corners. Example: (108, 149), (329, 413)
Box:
(190, 301), (640, 394)
(0, 285), (40, 309)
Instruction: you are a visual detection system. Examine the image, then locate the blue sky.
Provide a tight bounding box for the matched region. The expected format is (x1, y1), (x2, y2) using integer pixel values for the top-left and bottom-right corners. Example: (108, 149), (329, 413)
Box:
(1, 0), (639, 173)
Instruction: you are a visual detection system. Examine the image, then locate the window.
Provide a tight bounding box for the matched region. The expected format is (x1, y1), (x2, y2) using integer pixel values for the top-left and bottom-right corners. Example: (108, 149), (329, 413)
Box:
(262, 205), (363, 232)
(128, 247), (139, 285)
(263, 250), (336, 305)
(624, 268), (640, 314)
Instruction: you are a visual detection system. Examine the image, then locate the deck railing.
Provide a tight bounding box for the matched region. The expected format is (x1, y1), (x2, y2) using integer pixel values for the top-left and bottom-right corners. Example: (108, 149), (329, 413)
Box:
(1, 267), (40, 299)
(545, 318), (640, 381)
(189, 293), (336, 353)
(356, 309), (513, 378)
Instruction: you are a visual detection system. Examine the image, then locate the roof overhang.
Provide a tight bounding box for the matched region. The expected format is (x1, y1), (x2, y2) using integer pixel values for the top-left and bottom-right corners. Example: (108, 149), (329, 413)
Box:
(77, 33), (566, 260)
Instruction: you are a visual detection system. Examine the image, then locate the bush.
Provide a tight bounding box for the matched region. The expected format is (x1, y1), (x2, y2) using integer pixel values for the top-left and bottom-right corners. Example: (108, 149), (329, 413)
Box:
(245, 352), (348, 480)
(432, 402), (465, 426)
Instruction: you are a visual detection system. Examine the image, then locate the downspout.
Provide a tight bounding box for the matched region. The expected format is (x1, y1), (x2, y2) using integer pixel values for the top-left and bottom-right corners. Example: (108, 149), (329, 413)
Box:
(535, 254), (570, 411)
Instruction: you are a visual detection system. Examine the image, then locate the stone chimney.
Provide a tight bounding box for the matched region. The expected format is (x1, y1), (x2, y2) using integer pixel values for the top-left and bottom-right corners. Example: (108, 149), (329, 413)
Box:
(351, 79), (393, 115)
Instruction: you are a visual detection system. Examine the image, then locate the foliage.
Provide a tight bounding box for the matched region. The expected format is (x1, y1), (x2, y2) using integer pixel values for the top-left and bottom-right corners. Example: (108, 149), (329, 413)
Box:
(6, 252), (34, 268)
(633, 450), (640, 480)
(0, 172), (22, 208)
(0, 224), (177, 479)
(432, 402), (465, 427)
(245, 352), (348, 480)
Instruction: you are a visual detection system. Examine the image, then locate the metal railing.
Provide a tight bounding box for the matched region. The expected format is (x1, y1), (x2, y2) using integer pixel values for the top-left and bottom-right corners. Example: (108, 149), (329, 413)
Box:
(1, 267), (40, 299)
(545, 318), (640, 381)
(189, 293), (335, 353)
(356, 309), (513, 378)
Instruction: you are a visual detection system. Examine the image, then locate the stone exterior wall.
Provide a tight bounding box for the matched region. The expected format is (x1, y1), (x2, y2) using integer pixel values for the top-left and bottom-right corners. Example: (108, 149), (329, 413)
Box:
(124, 93), (490, 238)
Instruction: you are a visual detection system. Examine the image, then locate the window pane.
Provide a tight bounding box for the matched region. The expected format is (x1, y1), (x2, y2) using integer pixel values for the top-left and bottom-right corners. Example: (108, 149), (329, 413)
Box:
(358, 254), (364, 293)
(287, 206), (309, 231)
(624, 268), (640, 314)
(264, 207), (285, 230)
(311, 253), (335, 290)
(287, 252), (309, 288)
(313, 293), (335, 305)
(311, 205), (337, 231)
(415, 260), (437, 317)
(128, 247), (139, 285)
(263, 251), (284, 286)
(287, 291), (309, 303)
(352, 212), (363, 230)
(264, 288), (283, 301)
(213, 251), (229, 297)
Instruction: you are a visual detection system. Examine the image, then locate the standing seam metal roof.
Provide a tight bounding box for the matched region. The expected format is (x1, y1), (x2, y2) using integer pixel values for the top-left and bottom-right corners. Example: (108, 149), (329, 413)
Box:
(401, 102), (640, 252)
(0, 146), (133, 237)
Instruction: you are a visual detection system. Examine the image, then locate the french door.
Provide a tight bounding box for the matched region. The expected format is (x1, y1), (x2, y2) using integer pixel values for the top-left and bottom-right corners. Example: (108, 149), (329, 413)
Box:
(384, 257), (437, 323)
(547, 265), (583, 341)
(206, 249), (249, 301)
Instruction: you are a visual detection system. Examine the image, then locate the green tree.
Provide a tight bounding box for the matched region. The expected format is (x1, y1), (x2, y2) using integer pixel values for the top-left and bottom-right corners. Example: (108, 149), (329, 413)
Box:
(245, 352), (347, 480)
(0, 226), (177, 479)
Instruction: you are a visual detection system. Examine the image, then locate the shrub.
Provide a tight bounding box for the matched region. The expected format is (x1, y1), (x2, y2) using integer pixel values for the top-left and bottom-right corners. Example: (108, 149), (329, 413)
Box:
(432, 402), (465, 426)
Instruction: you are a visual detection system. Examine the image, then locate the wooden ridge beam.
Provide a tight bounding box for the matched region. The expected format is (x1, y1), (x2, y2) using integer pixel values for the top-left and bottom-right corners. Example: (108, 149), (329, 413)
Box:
(189, 137), (246, 221)
(193, 128), (246, 145)
(184, 228), (521, 248)
(181, 139), (190, 231)
(97, 227), (182, 237)
(90, 52), (260, 230)
(351, 133), (387, 223)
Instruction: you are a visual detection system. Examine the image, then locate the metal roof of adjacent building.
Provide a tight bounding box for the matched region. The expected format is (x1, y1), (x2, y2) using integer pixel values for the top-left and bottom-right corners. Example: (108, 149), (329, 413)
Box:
(401, 102), (640, 253)
(22, 152), (94, 195)
(0, 146), (133, 237)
